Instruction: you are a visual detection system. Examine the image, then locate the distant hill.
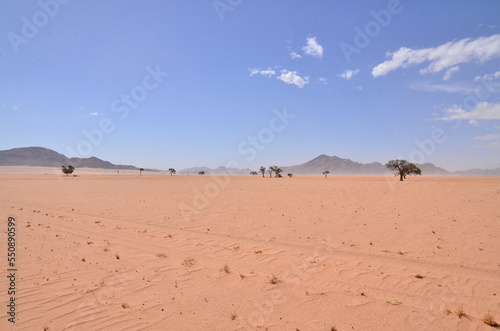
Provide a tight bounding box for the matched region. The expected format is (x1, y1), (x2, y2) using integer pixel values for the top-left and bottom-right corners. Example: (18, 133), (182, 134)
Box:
(0, 147), (141, 170)
(280, 154), (386, 175)
(279, 154), (499, 176)
(178, 166), (253, 175)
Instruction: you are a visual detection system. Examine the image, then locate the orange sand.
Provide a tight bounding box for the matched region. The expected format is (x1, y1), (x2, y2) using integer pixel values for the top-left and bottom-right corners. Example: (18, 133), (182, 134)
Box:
(0, 172), (499, 330)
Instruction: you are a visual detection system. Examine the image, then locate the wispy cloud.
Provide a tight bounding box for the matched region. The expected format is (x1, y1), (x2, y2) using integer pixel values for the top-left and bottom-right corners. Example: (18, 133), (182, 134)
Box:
(474, 71), (500, 82)
(442, 66), (460, 81)
(290, 51), (302, 60)
(338, 69), (360, 80)
(435, 102), (500, 125)
(472, 133), (500, 141)
(372, 34), (500, 77)
(409, 82), (474, 94)
(89, 112), (98, 116)
(319, 77), (328, 85)
(277, 70), (309, 88)
(302, 37), (323, 59)
(249, 67), (276, 77)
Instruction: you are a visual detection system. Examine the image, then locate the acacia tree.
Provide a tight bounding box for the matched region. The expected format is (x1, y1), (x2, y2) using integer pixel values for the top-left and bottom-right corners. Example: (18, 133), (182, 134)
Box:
(198, 171), (205, 175)
(139, 168), (145, 175)
(259, 166), (266, 178)
(288, 173), (293, 178)
(61, 165), (75, 176)
(385, 159), (422, 181)
(323, 170), (330, 178)
(250, 171), (258, 176)
(268, 166), (274, 178)
(169, 168), (176, 176)
(274, 167), (283, 178)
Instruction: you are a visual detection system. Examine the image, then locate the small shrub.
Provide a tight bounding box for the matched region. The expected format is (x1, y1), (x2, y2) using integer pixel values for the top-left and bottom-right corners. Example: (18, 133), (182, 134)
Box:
(482, 312), (498, 326)
(268, 274), (281, 284)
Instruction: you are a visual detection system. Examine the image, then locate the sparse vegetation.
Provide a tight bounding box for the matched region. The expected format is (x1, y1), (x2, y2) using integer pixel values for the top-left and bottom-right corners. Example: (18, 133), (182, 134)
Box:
(385, 159), (422, 181)
(268, 274), (281, 284)
(482, 312), (498, 326)
(121, 303), (129, 309)
(182, 257), (195, 267)
(115, 253), (120, 259)
(250, 171), (258, 176)
(156, 253), (167, 258)
(198, 171), (205, 175)
(230, 311), (238, 320)
(169, 168), (176, 176)
(330, 327), (338, 331)
(221, 264), (230, 273)
(413, 274), (425, 279)
(288, 173), (293, 177)
(323, 170), (330, 178)
(61, 165), (75, 176)
(259, 166), (266, 178)
(455, 306), (467, 318)
(443, 308), (452, 315)
(139, 168), (145, 175)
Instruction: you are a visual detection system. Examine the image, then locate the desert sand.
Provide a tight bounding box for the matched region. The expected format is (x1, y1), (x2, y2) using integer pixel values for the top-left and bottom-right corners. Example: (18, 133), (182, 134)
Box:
(0, 169), (499, 330)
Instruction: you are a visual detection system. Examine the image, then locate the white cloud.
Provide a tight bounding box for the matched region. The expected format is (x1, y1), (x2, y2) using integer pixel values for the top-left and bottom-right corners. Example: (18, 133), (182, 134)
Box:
(302, 37), (323, 59)
(89, 112), (98, 116)
(472, 133), (500, 141)
(290, 51), (302, 60)
(372, 34), (500, 77)
(277, 70), (309, 88)
(474, 71), (500, 81)
(80, 106), (87, 111)
(409, 83), (474, 94)
(338, 69), (360, 80)
(436, 102), (500, 124)
(319, 77), (328, 85)
(249, 68), (276, 77)
(442, 66), (460, 81)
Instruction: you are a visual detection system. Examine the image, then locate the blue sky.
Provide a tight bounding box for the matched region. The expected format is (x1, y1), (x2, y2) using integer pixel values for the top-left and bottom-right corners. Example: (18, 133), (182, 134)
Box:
(1, 0), (499, 171)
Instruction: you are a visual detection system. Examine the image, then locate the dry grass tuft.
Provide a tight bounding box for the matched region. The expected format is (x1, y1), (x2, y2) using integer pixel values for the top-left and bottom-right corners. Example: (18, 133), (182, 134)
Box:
(121, 303), (129, 309)
(182, 257), (195, 267)
(103, 247), (110, 252)
(115, 253), (120, 260)
(443, 308), (452, 315)
(455, 306), (467, 318)
(268, 274), (281, 284)
(239, 273), (246, 279)
(221, 264), (230, 273)
(482, 312), (498, 326)
(230, 311), (238, 320)
(156, 253), (167, 258)
(413, 274), (425, 279)
(330, 327), (338, 331)
(81, 258), (86, 262)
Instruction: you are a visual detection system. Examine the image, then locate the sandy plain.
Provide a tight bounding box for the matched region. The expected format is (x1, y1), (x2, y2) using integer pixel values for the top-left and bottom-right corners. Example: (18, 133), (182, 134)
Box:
(0, 169), (499, 330)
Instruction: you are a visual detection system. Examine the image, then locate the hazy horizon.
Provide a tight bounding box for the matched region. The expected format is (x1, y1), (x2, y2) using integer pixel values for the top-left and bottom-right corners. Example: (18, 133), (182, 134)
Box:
(1, 1), (500, 172)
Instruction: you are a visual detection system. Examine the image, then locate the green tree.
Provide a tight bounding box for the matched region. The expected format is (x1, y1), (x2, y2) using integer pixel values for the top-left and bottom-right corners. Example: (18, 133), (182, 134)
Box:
(288, 173), (293, 178)
(385, 159), (422, 181)
(259, 166), (266, 178)
(169, 168), (176, 176)
(198, 171), (205, 175)
(323, 170), (330, 178)
(139, 168), (145, 175)
(250, 171), (258, 176)
(61, 165), (75, 176)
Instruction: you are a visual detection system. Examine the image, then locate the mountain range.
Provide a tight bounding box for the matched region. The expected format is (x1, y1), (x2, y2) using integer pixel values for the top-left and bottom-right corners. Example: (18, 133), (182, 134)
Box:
(1, 147), (499, 176)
